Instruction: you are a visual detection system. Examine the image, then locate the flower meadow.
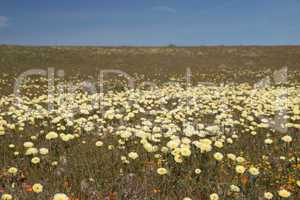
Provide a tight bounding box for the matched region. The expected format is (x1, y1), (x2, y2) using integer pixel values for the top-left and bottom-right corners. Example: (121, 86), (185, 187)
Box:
(0, 72), (300, 200)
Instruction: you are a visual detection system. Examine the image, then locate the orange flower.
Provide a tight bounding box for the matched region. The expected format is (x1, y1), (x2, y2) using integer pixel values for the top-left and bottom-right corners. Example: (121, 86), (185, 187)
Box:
(24, 184), (33, 192)
(108, 191), (117, 200)
(64, 181), (70, 188)
(68, 196), (80, 200)
(241, 175), (249, 187)
(153, 188), (160, 194)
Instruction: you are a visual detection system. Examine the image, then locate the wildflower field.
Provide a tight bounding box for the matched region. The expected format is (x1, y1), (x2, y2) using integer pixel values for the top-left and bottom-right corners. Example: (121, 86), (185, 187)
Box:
(0, 46), (300, 200)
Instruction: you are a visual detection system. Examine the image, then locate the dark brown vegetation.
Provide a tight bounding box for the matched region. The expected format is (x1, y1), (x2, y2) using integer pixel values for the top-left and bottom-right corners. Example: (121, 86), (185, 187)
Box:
(1, 45), (300, 80)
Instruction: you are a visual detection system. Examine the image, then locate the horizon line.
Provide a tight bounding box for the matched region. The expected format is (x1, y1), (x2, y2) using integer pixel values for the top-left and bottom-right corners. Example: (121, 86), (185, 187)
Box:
(2, 44), (300, 48)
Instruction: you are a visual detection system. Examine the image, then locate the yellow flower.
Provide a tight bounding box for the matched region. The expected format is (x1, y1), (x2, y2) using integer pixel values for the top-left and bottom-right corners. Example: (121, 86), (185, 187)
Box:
(1, 194), (12, 200)
(250, 131), (257, 136)
(227, 153), (236, 161)
(31, 157), (41, 164)
(157, 168), (168, 175)
(198, 139), (212, 153)
(167, 140), (180, 149)
(60, 134), (72, 142)
(53, 193), (69, 200)
(7, 167), (18, 175)
(249, 166), (260, 176)
(161, 147), (169, 153)
(210, 193), (219, 200)
(226, 138), (233, 144)
(180, 147), (191, 157)
(144, 142), (155, 152)
(51, 161), (58, 166)
(235, 165), (246, 174)
(200, 143), (212, 153)
(32, 183), (43, 193)
(195, 168), (202, 174)
(174, 154), (183, 163)
(30, 136), (37, 140)
(108, 145), (114, 150)
(236, 156), (245, 163)
(45, 131), (58, 140)
(95, 141), (103, 147)
(214, 141), (223, 148)
(213, 152), (224, 161)
(0, 126), (5, 136)
(39, 148), (49, 155)
(25, 147), (38, 156)
(296, 180), (300, 187)
(23, 141), (34, 148)
(278, 189), (291, 198)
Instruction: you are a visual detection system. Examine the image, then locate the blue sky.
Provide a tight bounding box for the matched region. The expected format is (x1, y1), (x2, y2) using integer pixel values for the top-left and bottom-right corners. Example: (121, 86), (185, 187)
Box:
(0, 0), (300, 45)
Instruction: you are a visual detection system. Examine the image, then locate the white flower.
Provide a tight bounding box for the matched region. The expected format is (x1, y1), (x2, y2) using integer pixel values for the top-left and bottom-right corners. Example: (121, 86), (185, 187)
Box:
(128, 152), (139, 160)
(264, 192), (273, 199)
(281, 135), (292, 143)
(278, 189), (291, 198)
(230, 184), (240, 192)
(235, 165), (246, 174)
(264, 138), (273, 145)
